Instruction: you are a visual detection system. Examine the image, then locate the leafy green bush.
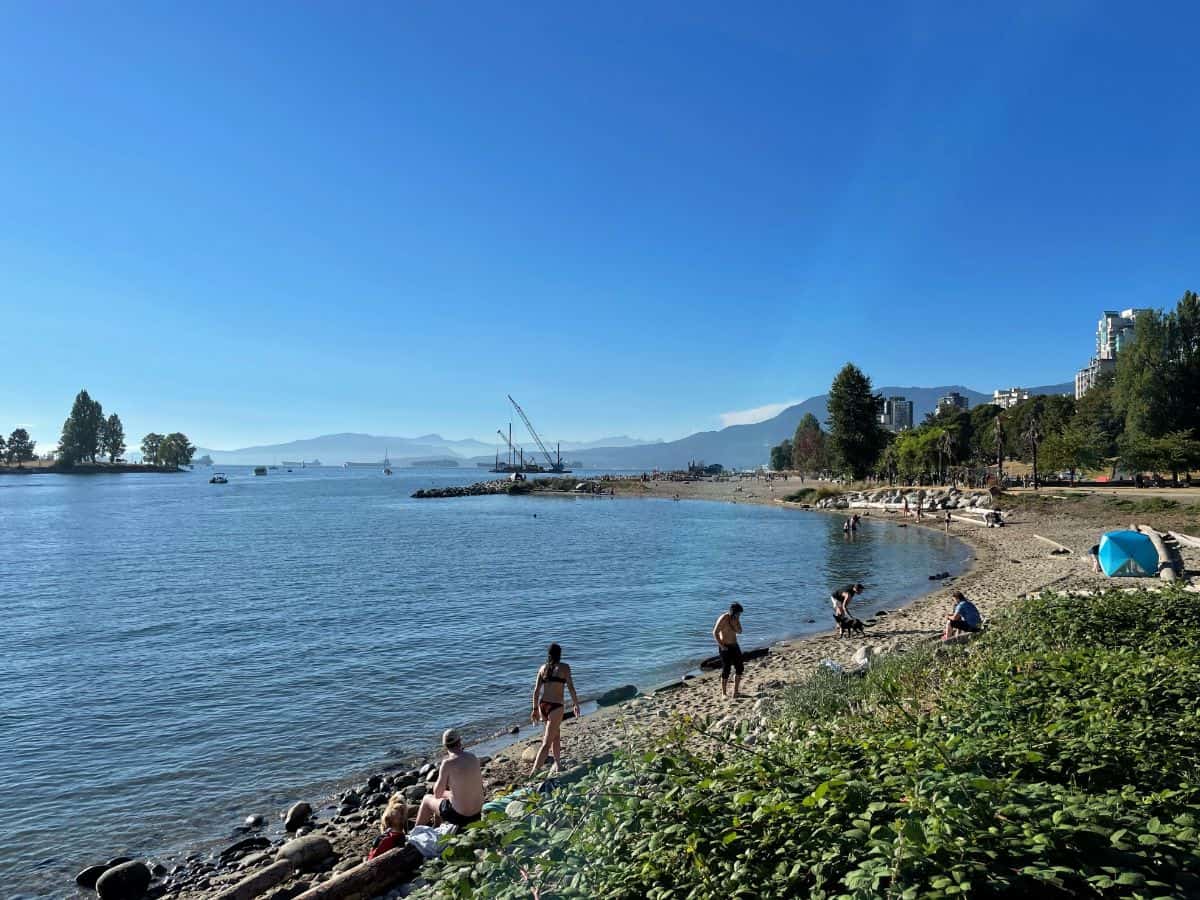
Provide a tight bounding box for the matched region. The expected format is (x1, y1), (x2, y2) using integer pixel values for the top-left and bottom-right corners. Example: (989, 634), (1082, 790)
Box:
(417, 589), (1200, 898)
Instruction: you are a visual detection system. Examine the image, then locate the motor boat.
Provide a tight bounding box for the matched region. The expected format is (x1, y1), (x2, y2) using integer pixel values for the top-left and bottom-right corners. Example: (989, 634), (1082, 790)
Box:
(210, 473), (229, 484)
(253, 466), (267, 476)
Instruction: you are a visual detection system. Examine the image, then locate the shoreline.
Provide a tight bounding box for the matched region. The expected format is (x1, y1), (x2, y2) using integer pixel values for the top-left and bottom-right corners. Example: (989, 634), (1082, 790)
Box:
(107, 479), (1200, 898)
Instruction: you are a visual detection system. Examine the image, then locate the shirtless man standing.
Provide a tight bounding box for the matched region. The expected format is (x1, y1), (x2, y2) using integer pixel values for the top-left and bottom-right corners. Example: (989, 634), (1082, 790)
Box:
(414, 729), (484, 828)
(712, 602), (745, 699)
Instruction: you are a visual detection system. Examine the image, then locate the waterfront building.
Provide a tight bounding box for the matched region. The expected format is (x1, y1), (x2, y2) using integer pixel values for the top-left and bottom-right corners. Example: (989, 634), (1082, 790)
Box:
(1075, 308), (1151, 398)
(879, 396), (914, 432)
(992, 387), (1030, 409)
(936, 391), (970, 415)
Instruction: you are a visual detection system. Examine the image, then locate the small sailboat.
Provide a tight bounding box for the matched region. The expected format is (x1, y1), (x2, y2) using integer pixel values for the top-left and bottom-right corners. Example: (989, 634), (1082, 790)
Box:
(383, 448), (393, 475)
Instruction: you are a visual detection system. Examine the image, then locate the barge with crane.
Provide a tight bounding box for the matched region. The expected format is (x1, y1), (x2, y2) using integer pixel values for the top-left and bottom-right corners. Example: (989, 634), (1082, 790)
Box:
(488, 395), (572, 474)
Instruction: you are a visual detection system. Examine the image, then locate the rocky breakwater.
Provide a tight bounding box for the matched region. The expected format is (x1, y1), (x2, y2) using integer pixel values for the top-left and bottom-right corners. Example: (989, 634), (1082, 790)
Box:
(815, 487), (995, 512)
(411, 479), (514, 499)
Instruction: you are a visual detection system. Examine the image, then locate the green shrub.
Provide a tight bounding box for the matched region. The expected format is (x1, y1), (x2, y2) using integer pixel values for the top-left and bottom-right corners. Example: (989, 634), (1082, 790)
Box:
(417, 589), (1200, 899)
(783, 487), (817, 503)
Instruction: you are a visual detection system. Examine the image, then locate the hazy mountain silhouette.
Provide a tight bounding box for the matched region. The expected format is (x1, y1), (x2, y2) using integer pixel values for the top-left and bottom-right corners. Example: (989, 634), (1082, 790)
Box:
(197, 432), (661, 465)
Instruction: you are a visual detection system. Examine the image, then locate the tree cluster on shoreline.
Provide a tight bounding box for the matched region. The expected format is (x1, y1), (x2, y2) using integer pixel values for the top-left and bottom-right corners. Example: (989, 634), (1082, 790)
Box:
(52, 389), (195, 468)
(139, 431), (196, 468)
(57, 389), (126, 465)
(0, 428), (37, 467)
(771, 290), (1200, 485)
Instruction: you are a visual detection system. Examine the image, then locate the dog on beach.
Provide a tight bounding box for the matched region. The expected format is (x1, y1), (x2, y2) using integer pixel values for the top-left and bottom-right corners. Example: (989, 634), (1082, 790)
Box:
(835, 613), (866, 638)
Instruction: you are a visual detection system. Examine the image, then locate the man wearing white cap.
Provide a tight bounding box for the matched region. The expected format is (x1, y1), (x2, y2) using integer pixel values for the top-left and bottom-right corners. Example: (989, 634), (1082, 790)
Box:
(414, 728), (484, 827)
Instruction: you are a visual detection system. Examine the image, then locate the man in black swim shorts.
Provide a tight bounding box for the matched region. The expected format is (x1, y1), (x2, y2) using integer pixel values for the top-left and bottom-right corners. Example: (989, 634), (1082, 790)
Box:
(712, 602), (745, 698)
(415, 728), (484, 828)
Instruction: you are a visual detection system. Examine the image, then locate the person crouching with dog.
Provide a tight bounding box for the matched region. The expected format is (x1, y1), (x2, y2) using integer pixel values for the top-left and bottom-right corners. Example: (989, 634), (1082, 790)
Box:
(830, 583), (865, 638)
(367, 793), (408, 860)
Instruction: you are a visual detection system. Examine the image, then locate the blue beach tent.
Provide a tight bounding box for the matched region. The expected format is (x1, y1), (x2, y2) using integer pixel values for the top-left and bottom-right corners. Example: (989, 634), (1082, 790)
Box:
(1098, 530), (1159, 577)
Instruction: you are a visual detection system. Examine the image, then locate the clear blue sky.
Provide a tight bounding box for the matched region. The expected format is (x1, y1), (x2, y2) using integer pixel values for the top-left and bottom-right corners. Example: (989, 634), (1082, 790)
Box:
(2, 2), (1196, 451)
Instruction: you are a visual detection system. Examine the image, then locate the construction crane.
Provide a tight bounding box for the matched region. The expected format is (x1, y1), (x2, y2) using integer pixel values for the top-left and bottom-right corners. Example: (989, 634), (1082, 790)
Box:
(507, 394), (570, 473)
(496, 428), (524, 469)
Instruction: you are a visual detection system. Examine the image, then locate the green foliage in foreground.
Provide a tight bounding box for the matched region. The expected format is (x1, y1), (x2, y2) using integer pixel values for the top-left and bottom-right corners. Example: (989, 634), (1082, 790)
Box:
(417, 589), (1200, 899)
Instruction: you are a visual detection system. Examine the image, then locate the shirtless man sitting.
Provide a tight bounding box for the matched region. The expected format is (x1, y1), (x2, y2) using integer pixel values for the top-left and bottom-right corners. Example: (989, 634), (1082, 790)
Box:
(414, 729), (484, 828)
(712, 602), (745, 699)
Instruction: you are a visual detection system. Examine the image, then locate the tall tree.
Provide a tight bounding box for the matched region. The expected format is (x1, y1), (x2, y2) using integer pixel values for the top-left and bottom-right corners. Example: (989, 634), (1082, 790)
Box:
(141, 432), (164, 466)
(58, 389), (104, 464)
(825, 364), (885, 479)
(1165, 290), (1200, 437)
(790, 413), (827, 474)
(993, 416), (1005, 483)
(7, 428), (36, 467)
(1022, 416), (1044, 488)
(937, 430), (954, 485)
(1074, 371), (1120, 459)
(160, 432), (196, 468)
(99, 414), (126, 463)
(769, 438), (793, 472)
(0, 432), (5, 463)
(1041, 423), (1103, 483)
(1114, 310), (1172, 438)
(966, 404), (1001, 466)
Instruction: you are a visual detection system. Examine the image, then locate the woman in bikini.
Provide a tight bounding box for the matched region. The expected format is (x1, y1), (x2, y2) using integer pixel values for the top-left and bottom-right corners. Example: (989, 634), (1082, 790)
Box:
(530, 642), (580, 775)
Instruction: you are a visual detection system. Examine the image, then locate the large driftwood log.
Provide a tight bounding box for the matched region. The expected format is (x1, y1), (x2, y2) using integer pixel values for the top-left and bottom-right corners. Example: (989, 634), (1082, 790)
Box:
(1136, 525), (1176, 581)
(291, 845), (424, 900)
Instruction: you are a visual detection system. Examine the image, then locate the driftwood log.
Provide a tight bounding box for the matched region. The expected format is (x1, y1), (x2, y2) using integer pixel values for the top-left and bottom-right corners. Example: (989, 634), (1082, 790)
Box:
(1135, 524), (1177, 581)
(292, 845), (424, 900)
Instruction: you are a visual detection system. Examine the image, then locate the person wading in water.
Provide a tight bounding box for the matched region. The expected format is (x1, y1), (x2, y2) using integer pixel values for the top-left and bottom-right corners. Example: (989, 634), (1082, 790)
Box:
(712, 602), (745, 699)
(530, 643), (580, 775)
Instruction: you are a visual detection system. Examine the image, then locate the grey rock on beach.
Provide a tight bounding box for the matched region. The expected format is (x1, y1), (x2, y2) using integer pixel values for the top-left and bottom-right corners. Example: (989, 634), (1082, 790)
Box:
(275, 834), (334, 868)
(283, 801), (312, 831)
(95, 860), (152, 900)
(75, 864), (110, 889)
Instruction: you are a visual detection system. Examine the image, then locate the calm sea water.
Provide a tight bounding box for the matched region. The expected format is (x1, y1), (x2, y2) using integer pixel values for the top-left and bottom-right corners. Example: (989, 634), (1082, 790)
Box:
(0, 467), (968, 897)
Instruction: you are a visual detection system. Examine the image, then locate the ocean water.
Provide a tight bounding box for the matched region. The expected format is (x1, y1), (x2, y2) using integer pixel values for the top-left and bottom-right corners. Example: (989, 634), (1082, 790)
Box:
(0, 467), (969, 897)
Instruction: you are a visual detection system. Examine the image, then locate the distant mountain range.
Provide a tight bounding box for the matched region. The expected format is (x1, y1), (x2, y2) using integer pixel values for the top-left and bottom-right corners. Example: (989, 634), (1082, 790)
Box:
(195, 383), (1071, 470)
(195, 432), (662, 466)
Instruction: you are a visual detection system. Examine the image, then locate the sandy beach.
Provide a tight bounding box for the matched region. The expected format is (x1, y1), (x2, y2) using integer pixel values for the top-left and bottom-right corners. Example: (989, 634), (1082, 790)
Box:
(162, 478), (1200, 897)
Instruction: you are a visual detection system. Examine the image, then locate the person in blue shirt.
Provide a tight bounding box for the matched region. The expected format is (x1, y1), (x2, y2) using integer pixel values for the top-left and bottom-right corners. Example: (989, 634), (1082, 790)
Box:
(942, 590), (983, 639)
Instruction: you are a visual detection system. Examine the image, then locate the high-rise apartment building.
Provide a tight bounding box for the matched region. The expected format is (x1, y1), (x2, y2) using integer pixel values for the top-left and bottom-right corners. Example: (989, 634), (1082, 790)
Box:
(1075, 308), (1150, 399)
(879, 396), (914, 432)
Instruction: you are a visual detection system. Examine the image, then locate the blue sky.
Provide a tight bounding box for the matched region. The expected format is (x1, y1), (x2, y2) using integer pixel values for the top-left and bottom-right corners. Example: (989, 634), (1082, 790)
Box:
(2, 2), (1197, 451)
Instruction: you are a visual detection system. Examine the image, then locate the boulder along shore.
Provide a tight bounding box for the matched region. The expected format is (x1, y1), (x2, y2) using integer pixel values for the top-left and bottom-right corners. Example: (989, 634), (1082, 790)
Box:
(92, 478), (1200, 900)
